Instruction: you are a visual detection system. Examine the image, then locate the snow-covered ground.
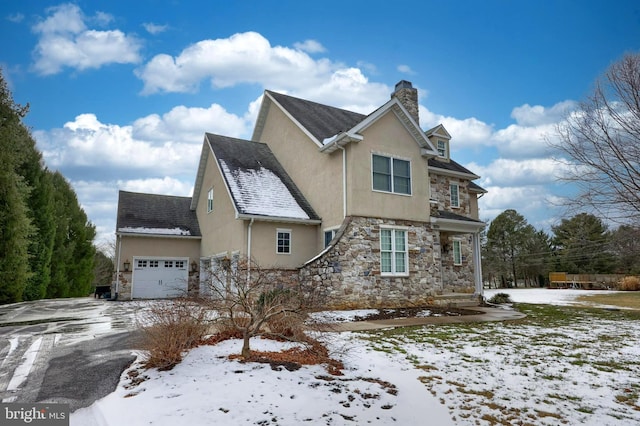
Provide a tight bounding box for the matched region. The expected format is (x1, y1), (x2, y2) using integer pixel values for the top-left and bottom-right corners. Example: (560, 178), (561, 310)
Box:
(72, 289), (640, 425)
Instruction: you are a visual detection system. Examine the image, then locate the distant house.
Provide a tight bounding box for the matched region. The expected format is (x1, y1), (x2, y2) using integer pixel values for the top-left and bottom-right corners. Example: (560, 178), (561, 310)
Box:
(114, 81), (486, 307)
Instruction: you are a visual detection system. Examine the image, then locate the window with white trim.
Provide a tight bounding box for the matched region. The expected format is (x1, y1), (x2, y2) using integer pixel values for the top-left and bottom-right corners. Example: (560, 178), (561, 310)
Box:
(437, 139), (447, 157)
(207, 188), (214, 213)
(324, 229), (338, 248)
(372, 154), (411, 195)
(450, 183), (459, 208)
(276, 229), (291, 254)
(453, 240), (462, 265)
(380, 228), (408, 275)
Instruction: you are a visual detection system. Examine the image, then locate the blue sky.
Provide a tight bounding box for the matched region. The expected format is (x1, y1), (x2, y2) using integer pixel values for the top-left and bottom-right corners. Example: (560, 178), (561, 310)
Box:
(1, 1), (639, 244)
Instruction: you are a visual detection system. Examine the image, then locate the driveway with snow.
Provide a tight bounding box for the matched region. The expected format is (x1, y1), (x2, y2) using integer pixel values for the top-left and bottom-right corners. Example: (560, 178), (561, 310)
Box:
(0, 298), (142, 410)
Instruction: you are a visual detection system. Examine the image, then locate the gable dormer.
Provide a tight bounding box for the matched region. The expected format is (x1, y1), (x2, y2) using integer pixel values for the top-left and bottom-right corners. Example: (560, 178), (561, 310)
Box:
(425, 124), (451, 162)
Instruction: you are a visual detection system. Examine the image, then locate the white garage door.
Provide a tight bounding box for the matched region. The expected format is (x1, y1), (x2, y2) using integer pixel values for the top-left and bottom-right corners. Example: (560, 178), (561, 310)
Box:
(132, 257), (189, 299)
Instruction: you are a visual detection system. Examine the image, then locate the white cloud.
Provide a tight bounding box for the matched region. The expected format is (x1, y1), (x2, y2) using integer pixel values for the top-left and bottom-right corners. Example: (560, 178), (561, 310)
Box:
(397, 64), (415, 75)
(420, 106), (494, 149)
(143, 22), (168, 35)
(135, 31), (384, 107)
(511, 100), (575, 126)
(32, 3), (141, 75)
(478, 185), (561, 229)
(293, 39), (326, 53)
(467, 158), (569, 187)
(34, 102), (250, 178)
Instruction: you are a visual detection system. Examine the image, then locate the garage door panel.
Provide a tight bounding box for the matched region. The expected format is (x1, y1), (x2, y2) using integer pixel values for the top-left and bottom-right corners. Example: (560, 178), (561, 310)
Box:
(132, 258), (188, 299)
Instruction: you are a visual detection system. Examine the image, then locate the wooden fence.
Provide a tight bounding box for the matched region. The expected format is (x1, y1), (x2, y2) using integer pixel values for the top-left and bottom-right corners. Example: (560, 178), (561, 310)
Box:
(548, 272), (631, 289)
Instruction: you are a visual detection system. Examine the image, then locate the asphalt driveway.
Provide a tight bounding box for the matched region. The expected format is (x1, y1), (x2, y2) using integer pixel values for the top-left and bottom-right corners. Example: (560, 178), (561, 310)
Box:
(0, 297), (144, 412)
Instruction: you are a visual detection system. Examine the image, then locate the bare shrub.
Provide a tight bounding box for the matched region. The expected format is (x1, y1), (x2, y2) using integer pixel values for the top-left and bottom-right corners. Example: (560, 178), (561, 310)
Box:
(619, 276), (640, 291)
(139, 298), (211, 370)
(201, 256), (311, 358)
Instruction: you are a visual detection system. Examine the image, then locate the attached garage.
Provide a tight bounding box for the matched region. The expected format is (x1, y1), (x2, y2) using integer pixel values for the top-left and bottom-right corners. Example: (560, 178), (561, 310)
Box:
(114, 191), (202, 300)
(131, 257), (189, 299)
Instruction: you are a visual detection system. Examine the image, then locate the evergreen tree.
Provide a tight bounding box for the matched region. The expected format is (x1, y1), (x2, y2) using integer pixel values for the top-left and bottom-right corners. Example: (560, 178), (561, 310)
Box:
(14, 126), (55, 300)
(551, 213), (615, 274)
(485, 209), (536, 287)
(0, 70), (32, 303)
(47, 172), (96, 298)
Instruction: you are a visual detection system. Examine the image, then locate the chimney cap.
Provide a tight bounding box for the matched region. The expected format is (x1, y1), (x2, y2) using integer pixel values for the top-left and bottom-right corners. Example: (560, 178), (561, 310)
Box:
(394, 80), (413, 91)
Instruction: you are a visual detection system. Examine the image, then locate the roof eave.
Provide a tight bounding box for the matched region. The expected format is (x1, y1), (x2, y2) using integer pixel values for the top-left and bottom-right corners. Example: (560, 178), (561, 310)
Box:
(116, 231), (202, 240)
(236, 213), (321, 225)
(430, 217), (485, 233)
(429, 165), (481, 180)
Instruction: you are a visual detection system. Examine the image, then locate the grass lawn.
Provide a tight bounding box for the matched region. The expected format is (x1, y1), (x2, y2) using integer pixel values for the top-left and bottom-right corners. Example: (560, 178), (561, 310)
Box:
(360, 303), (640, 425)
(577, 291), (640, 310)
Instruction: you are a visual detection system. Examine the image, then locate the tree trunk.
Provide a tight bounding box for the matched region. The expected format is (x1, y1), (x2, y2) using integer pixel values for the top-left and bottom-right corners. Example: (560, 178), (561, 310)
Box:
(241, 331), (251, 358)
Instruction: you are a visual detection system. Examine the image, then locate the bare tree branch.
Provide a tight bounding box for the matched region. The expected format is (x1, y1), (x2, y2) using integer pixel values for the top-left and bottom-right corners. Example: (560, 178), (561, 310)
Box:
(552, 53), (640, 223)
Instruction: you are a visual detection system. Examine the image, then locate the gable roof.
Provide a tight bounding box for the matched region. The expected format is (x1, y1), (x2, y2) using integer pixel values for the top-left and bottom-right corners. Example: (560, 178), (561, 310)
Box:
(256, 91), (366, 144)
(116, 191), (201, 237)
(425, 124), (452, 140)
(253, 90), (439, 156)
(206, 133), (321, 223)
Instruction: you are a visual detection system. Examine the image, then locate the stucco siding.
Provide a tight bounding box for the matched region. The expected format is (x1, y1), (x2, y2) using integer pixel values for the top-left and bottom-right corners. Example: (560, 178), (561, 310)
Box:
(196, 149), (246, 258)
(256, 102), (343, 250)
(249, 221), (318, 268)
(348, 112), (430, 222)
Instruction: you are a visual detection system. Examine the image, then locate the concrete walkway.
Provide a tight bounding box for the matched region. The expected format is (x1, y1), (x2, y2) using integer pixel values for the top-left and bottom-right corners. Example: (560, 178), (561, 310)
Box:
(321, 307), (526, 332)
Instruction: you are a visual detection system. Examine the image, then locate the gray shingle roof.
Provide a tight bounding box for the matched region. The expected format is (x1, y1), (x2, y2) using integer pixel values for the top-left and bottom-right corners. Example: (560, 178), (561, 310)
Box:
(267, 90), (366, 142)
(437, 210), (483, 223)
(468, 181), (487, 193)
(428, 158), (477, 176)
(206, 133), (320, 221)
(116, 191), (201, 236)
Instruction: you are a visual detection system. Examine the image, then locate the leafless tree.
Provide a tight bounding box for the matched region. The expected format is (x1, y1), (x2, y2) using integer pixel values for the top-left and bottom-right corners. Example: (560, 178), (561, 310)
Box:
(201, 256), (306, 358)
(553, 53), (640, 223)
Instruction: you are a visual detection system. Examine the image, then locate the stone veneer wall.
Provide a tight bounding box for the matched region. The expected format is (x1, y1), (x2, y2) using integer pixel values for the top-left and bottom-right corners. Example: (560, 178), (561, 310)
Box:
(299, 216), (443, 310)
(430, 174), (470, 216)
(440, 234), (476, 294)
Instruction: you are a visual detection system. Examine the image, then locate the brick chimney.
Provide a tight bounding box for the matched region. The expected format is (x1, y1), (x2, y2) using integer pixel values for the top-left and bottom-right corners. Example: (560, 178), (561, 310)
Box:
(391, 80), (419, 125)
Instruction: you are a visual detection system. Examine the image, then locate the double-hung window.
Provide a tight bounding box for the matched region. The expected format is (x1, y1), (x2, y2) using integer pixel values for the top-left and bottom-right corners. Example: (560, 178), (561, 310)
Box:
(372, 154), (411, 195)
(450, 183), (459, 208)
(207, 188), (214, 213)
(453, 240), (462, 265)
(437, 140), (447, 157)
(380, 228), (408, 275)
(276, 229), (291, 254)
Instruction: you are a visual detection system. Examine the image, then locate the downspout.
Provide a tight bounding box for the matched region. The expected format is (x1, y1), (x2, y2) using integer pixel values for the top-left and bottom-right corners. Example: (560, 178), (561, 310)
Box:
(247, 218), (254, 281)
(337, 144), (347, 218)
(115, 234), (122, 298)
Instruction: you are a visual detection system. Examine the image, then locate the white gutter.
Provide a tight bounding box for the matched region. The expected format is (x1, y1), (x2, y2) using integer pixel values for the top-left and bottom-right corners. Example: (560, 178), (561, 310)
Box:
(236, 213), (322, 225)
(319, 132), (363, 154)
(337, 144), (347, 218)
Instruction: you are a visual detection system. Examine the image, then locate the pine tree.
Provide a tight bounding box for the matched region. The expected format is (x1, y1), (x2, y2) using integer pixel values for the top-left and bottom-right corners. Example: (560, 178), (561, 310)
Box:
(0, 71), (32, 303)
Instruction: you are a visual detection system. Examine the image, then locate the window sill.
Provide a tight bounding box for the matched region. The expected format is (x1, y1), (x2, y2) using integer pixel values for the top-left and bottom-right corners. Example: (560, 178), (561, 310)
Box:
(380, 272), (410, 278)
(372, 189), (412, 197)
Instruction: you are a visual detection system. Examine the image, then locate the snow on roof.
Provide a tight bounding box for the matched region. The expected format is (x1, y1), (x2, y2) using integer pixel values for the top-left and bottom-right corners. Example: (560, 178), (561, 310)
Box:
(118, 227), (192, 236)
(220, 160), (310, 220)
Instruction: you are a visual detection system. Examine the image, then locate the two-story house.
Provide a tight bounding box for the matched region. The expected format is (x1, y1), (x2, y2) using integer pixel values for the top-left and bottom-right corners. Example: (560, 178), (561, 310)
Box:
(114, 81), (486, 308)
